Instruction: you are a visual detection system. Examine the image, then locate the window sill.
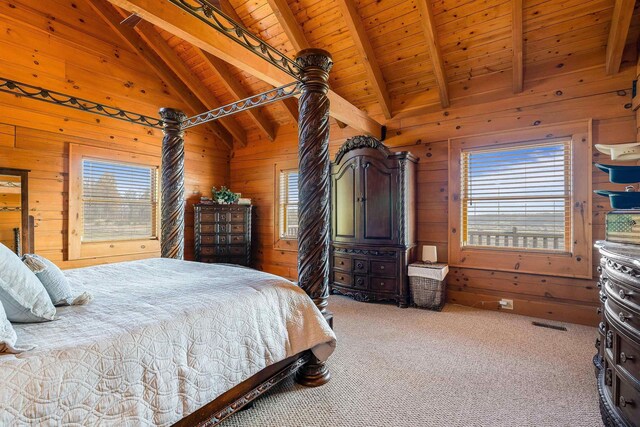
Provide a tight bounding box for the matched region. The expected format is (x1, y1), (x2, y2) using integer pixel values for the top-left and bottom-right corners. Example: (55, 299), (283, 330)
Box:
(274, 238), (298, 252)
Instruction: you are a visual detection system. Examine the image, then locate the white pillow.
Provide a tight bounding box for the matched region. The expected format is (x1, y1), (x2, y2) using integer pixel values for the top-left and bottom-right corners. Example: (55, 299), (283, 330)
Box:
(0, 299), (30, 354)
(22, 254), (93, 306)
(0, 243), (56, 322)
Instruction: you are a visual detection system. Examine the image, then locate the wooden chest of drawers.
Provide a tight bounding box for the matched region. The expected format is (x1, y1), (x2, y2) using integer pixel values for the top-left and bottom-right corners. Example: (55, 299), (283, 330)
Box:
(194, 204), (252, 266)
(594, 241), (640, 427)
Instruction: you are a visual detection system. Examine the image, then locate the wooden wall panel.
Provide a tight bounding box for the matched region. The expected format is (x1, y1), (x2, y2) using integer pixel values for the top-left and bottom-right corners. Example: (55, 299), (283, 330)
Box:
(231, 57), (637, 326)
(0, 2), (230, 268)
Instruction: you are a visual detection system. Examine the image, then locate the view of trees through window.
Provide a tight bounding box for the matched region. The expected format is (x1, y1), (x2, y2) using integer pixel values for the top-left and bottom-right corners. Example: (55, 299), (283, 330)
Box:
(82, 159), (158, 242)
(461, 140), (571, 252)
(279, 170), (299, 239)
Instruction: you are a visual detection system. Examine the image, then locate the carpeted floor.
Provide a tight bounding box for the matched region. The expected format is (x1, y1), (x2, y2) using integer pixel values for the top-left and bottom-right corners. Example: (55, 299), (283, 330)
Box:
(223, 295), (601, 427)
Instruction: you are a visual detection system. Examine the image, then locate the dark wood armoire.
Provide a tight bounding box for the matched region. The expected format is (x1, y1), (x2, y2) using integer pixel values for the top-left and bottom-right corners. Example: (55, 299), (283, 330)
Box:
(330, 135), (418, 307)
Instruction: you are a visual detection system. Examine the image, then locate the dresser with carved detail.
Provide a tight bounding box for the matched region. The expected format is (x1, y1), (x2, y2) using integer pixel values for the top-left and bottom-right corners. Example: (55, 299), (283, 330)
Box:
(330, 136), (417, 308)
(194, 204), (252, 266)
(594, 241), (640, 427)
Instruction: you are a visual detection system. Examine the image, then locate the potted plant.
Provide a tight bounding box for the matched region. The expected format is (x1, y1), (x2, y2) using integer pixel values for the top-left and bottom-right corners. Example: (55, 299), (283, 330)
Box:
(212, 186), (240, 204)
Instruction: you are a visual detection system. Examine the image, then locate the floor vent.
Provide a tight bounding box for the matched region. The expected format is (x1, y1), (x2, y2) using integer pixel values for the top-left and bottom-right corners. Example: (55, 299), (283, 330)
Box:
(532, 321), (567, 331)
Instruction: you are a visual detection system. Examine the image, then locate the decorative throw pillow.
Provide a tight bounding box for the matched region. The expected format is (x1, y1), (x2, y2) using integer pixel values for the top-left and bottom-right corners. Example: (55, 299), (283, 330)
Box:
(21, 254), (93, 306)
(0, 243), (56, 323)
(0, 298), (31, 353)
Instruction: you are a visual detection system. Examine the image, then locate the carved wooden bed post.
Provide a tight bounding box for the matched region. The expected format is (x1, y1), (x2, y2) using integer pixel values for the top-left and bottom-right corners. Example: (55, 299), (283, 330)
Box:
(294, 48), (333, 387)
(159, 107), (187, 260)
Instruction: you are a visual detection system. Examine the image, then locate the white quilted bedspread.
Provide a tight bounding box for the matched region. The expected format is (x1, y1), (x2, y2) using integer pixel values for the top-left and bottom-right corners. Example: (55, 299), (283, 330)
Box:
(0, 258), (336, 426)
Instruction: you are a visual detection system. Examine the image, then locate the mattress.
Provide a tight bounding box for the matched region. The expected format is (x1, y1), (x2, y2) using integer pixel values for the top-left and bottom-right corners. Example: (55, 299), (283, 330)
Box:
(0, 258), (336, 426)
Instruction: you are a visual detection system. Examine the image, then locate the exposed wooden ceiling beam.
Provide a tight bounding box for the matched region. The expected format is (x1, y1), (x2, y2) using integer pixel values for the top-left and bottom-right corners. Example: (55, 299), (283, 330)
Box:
(198, 50), (277, 141)
(132, 21), (248, 146)
(104, 0), (383, 139)
(281, 98), (299, 123)
(87, 0), (234, 148)
(266, 0), (310, 52)
(606, 0), (636, 75)
(336, 0), (392, 119)
(512, 0), (524, 93)
(416, 0), (450, 108)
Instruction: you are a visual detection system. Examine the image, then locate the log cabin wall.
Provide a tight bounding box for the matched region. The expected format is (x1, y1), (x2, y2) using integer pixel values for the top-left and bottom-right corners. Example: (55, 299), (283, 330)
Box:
(0, 1), (230, 268)
(231, 49), (638, 327)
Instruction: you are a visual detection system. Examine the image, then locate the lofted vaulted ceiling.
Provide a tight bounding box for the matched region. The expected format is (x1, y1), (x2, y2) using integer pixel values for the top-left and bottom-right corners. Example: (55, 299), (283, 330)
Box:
(21, 0), (640, 146)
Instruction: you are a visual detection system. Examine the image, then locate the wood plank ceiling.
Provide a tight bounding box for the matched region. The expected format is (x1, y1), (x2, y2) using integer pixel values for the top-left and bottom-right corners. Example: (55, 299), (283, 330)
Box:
(93, 0), (640, 145)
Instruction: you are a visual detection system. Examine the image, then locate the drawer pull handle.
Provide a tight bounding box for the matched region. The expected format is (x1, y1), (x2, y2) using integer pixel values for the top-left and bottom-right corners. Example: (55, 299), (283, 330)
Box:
(619, 396), (634, 407)
(340, 261), (344, 265)
(597, 308), (602, 315)
(619, 312), (631, 323)
(619, 289), (632, 299)
(356, 278), (364, 286)
(380, 265), (385, 270)
(380, 282), (385, 286)
(620, 352), (635, 363)
(356, 262), (364, 269)
(597, 266), (603, 274)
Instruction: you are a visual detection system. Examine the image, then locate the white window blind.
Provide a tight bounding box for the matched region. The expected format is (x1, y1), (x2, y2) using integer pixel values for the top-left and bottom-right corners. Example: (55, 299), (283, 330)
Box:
(279, 170), (299, 239)
(461, 140), (571, 252)
(82, 159), (159, 242)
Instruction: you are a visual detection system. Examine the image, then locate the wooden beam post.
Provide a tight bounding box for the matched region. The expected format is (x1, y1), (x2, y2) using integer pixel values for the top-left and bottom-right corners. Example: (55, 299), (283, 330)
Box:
(104, 0), (383, 138)
(337, 0), (392, 119)
(160, 107), (186, 260)
(606, 0), (636, 75)
(512, 0), (524, 93)
(294, 48), (333, 387)
(87, 0), (234, 148)
(416, 0), (450, 108)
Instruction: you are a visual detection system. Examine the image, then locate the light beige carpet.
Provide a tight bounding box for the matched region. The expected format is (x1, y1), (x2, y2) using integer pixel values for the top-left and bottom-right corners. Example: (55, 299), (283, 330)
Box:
(222, 295), (601, 427)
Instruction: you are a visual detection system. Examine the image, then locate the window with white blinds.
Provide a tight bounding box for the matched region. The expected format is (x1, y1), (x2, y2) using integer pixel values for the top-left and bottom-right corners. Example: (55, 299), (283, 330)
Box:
(278, 170), (299, 239)
(461, 139), (572, 252)
(81, 159), (159, 242)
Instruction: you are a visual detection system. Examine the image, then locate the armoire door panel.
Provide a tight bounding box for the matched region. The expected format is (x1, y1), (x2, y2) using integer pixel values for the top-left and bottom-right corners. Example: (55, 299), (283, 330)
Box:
(333, 160), (358, 241)
(362, 160), (395, 242)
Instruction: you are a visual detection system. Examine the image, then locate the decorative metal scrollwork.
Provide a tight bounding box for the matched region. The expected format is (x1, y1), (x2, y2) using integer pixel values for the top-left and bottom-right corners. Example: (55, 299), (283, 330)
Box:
(168, 0), (301, 79)
(0, 77), (163, 129)
(182, 82), (301, 129)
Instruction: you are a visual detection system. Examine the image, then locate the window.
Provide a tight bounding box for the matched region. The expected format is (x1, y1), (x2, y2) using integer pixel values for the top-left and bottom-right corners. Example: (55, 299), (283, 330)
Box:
(274, 160), (299, 251)
(69, 145), (160, 260)
(82, 159), (159, 242)
(461, 140), (571, 252)
(448, 120), (592, 279)
(279, 169), (299, 239)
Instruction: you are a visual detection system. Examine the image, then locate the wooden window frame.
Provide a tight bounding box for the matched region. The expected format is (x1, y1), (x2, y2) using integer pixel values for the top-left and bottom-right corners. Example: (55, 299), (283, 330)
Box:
(69, 144), (161, 260)
(273, 159), (298, 252)
(448, 120), (592, 279)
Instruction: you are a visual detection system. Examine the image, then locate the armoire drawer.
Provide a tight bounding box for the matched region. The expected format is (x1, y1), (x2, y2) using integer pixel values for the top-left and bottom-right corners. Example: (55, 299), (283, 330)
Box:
(333, 271), (352, 286)
(230, 212), (246, 222)
(607, 297), (640, 333)
(200, 235), (216, 245)
(617, 374), (640, 423)
(617, 334), (640, 379)
(371, 260), (396, 277)
(229, 246), (246, 256)
(605, 276), (639, 313)
(353, 259), (368, 274)
(370, 277), (397, 293)
(200, 224), (215, 234)
(230, 223), (245, 233)
(333, 256), (352, 271)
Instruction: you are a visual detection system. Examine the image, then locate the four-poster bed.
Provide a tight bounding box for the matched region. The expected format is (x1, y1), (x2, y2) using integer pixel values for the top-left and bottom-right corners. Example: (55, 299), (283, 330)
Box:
(0, 1), (355, 425)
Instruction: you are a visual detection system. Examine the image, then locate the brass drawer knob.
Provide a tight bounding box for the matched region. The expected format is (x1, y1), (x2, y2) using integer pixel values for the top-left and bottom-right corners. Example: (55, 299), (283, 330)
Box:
(620, 352), (635, 363)
(619, 312), (631, 323)
(339, 261), (344, 265)
(380, 282), (385, 286)
(597, 307), (602, 315)
(380, 265), (385, 270)
(619, 396), (634, 407)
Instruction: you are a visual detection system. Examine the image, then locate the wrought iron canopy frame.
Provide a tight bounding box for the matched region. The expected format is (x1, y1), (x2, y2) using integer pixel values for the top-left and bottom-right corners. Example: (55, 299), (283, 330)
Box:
(168, 0), (302, 81)
(0, 77), (163, 129)
(182, 81), (300, 129)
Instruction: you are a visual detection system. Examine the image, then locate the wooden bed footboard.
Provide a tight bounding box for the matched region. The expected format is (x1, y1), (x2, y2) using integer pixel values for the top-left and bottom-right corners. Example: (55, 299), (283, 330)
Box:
(173, 351), (311, 427)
